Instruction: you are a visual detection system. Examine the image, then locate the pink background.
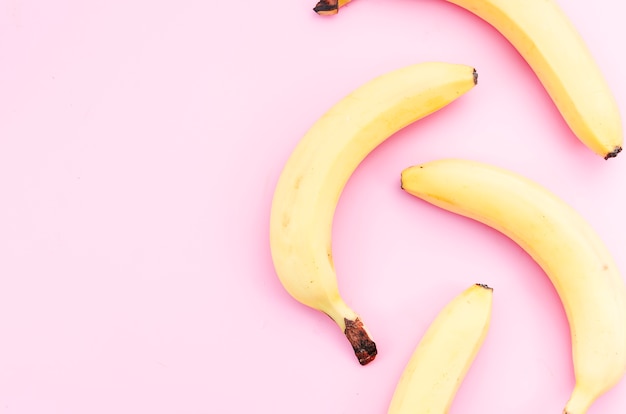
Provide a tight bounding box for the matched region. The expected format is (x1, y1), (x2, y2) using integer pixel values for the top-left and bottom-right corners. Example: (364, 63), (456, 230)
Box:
(1, 0), (625, 412)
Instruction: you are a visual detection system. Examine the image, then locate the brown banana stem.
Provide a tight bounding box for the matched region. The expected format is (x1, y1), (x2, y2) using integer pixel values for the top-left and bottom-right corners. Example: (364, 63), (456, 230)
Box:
(313, 0), (353, 15)
(344, 317), (377, 365)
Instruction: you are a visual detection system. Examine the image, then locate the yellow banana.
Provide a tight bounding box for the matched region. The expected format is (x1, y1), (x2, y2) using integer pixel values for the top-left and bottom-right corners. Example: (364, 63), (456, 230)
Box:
(269, 62), (477, 365)
(444, 0), (623, 159)
(388, 283), (493, 414)
(401, 158), (626, 413)
(315, 0), (623, 159)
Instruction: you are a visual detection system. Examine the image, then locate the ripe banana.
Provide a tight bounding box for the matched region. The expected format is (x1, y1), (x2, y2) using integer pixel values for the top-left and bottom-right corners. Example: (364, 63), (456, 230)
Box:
(444, 0), (623, 159)
(401, 158), (626, 413)
(315, 0), (623, 159)
(269, 62), (477, 365)
(387, 283), (493, 414)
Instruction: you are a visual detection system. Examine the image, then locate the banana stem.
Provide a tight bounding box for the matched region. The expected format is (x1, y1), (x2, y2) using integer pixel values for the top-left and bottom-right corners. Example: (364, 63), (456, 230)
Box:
(321, 299), (377, 365)
(344, 317), (377, 365)
(313, 0), (352, 15)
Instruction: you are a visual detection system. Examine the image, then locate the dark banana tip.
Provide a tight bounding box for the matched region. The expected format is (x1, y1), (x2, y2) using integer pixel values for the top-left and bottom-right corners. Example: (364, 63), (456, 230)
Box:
(355, 343), (378, 365)
(604, 146), (622, 160)
(472, 68), (478, 85)
(313, 0), (339, 14)
(475, 283), (493, 290)
(344, 317), (377, 365)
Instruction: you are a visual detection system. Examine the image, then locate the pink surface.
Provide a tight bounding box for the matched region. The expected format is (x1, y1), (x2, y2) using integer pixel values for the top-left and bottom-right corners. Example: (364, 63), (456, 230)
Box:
(1, 0), (626, 412)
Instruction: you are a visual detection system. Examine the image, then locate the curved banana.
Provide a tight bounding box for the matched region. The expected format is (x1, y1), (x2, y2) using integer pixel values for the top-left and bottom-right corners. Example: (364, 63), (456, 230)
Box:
(315, 0), (623, 159)
(269, 62), (477, 365)
(444, 0), (623, 159)
(401, 158), (626, 413)
(388, 283), (493, 414)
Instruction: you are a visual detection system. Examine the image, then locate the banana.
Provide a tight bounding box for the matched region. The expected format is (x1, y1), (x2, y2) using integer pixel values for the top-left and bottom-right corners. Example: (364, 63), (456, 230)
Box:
(315, 0), (623, 159)
(444, 0), (623, 159)
(269, 62), (477, 365)
(401, 158), (626, 413)
(388, 283), (493, 414)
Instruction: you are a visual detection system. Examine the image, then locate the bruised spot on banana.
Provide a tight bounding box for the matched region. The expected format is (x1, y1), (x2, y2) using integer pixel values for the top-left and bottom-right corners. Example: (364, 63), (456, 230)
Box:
(269, 62), (478, 365)
(401, 158), (626, 414)
(315, 0), (623, 159)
